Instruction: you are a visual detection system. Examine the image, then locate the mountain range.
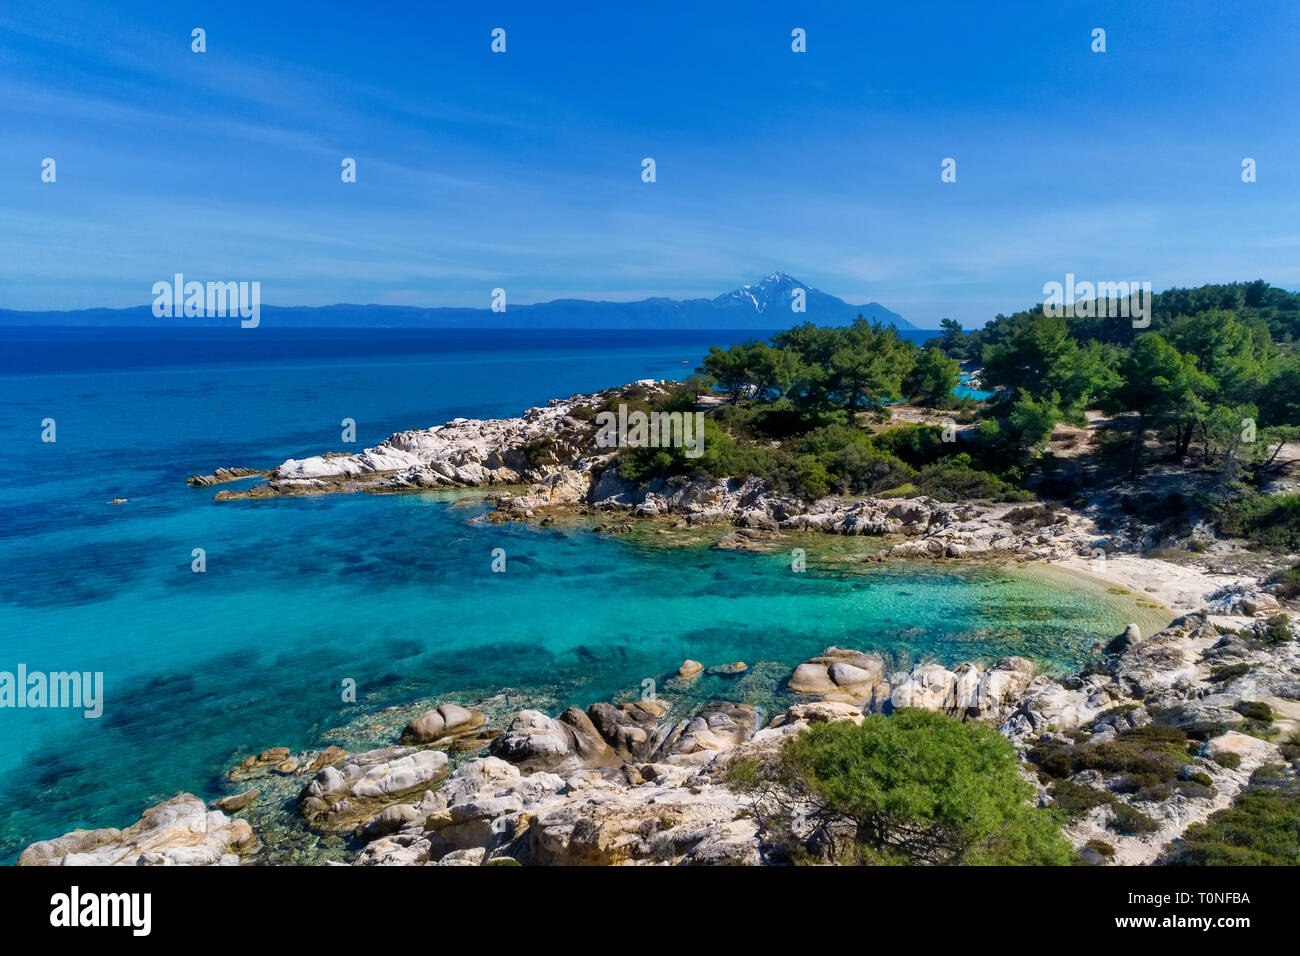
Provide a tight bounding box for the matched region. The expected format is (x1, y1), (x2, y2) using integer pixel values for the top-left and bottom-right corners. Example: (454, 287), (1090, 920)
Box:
(0, 273), (917, 330)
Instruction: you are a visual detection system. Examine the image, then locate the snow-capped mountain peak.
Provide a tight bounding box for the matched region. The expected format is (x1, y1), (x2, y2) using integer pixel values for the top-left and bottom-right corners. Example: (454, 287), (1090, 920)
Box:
(714, 273), (809, 313)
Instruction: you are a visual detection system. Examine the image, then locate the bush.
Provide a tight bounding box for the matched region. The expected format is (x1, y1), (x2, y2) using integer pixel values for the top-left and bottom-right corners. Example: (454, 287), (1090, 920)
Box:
(1262, 614), (1293, 646)
(520, 436), (556, 468)
(912, 457), (1032, 502)
(616, 418), (777, 484)
(1209, 662), (1250, 683)
(1281, 731), (1300, 764)
(1236, 701), (1275, 722)
(1108, 802), (1161, 835)
(1051, 779), (1112, 818)
(1004, 505), (1061, 528)
(1029, 725), (1190, 783)
(1217, 494), (1300, 551)
(728, 709), (1072, 865)
(1165, 775), (1300, 865)
(870, 425), (949, 468)
(1212, 751), (1243, 770)
(1085, 839), (1116, 859)
(1267, 563), (1300, 600)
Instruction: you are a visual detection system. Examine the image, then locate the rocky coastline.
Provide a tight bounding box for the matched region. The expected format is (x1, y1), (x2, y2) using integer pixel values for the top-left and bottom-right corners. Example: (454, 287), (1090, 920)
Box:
(27, 383), (1289, 865)
(196, 381), (1271, 615)
(19, 579), (1296, 866)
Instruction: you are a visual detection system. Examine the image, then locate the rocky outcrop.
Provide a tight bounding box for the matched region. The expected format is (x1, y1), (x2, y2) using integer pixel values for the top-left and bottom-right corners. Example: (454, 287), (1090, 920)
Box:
(490, 708), (622, 774)
(186, 467), (266, 486)
(399, 703), (487, 746)
(788, 647), (888, 705)
(298, 746), (449, 831)
(656, 702), (757, 764)
(785, 647), (1034, 720)
(525, 779), (760, 866)
(1205, 585), (1282, 617)
(18, 794), (256, 866)
(586, 701), (669, 762)
(185, 382), (1099, 565)
(21, 577), (1294, 869)
(205, 383), (677, 500)
(215, 789), (260, 814)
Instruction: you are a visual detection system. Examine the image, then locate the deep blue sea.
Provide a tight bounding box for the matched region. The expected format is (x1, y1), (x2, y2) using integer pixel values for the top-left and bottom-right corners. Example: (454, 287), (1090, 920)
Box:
(0, 326), (1155, 862)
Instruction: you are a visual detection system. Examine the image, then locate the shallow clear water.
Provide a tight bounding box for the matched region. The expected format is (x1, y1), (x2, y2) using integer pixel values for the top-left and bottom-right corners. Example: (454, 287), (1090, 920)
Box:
(0, 327), (1151, 862)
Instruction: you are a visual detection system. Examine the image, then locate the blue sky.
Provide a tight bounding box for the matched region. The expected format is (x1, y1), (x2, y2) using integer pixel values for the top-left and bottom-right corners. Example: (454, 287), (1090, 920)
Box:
(1, 0), (1297, 326)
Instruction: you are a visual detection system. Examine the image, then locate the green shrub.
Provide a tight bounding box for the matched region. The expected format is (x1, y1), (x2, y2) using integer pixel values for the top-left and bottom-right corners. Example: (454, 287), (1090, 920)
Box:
(1236, 700), (1274, 722)
(870, 425), (949, 468)
(1051, 779), (1112, 818)
(1281, 731), (1300, 764)
(1165, 775), (1300, 865)
(1217, 494), (1300, 551)
(1267, 563), (1300, 600)
(1209, 662), (1250, 683)
(1004, 505), (1061, 528)
(1262, 614), (1293, 645)
(1108, 802), (1161, 836)
(1029, 724), (1190, 783)
(520, 436), (557, 468)
(912, 456), (1031, 502)
(729, 709), (1073, 865)
(1085, 839), (1116, 858)
(1212, 751), (1243, 770)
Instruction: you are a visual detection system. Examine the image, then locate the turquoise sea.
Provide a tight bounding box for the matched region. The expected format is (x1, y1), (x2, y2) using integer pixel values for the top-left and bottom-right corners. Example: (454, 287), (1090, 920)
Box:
(0, 326), (1155, 862)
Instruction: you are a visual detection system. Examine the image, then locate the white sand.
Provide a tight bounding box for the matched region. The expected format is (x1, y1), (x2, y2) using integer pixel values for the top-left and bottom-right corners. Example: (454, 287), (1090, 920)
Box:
(1048, 553), (1252, 615)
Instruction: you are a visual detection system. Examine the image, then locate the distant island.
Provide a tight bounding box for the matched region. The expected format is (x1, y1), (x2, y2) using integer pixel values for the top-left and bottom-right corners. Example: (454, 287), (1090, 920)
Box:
(0, 272), (918, 332)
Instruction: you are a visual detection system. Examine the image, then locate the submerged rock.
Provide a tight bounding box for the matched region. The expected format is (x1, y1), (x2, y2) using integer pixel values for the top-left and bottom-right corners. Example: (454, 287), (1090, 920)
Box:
(215, 789), (260, 814)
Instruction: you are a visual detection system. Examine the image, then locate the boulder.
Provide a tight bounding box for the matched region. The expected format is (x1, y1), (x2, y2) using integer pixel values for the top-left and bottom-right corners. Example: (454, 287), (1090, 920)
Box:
(677, 659), (704, 679)
(215, 789), (260, 814)
(787, 647), (887, 704)
(766, 701), (865, 729)
(527, 784), (758, 865)
(707, 662), (748, 676)
(1201, 731), (1281, 766)
(354, 757), (568, 865)
(490, 708), (620, 774)
(19, 794), (256, 866)
(976, 657), (1036, 715)
(298, 746), (449, 831)
(891, 663), (962, 713)
(658, 702), (757, 761)
(587, 700), (668, 762)
(400, 703), (487, 745)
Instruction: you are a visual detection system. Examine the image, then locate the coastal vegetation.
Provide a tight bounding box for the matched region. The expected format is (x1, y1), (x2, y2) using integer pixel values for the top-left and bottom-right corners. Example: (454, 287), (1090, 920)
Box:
(611, 281), (1300, 548)
(1165, 762), (1300, 866)
(724, 708), (1073, 865)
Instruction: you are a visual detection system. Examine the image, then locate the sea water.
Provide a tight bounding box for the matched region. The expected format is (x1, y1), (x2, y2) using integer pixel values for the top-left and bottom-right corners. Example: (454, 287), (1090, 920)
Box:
(0, 326), (1156, 861)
